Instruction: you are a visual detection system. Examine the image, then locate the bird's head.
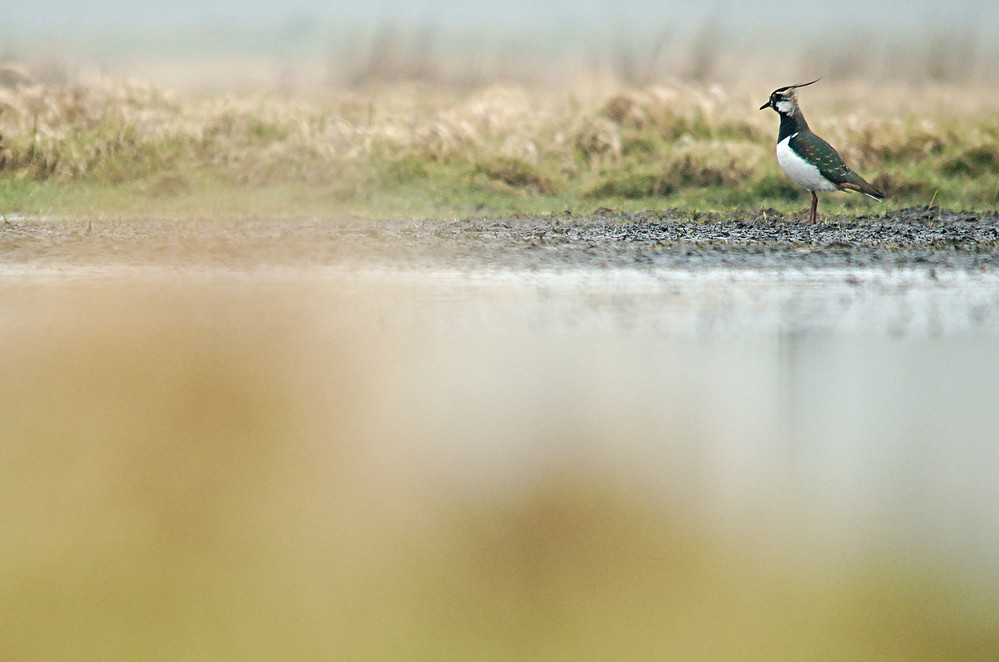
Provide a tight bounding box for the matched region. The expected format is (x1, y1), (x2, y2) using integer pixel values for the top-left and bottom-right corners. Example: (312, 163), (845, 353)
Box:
(759, 79), (819, 115)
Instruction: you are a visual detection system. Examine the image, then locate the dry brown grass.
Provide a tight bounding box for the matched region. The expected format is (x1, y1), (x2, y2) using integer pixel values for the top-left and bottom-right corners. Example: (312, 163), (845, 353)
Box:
(1, 62), (998, 216)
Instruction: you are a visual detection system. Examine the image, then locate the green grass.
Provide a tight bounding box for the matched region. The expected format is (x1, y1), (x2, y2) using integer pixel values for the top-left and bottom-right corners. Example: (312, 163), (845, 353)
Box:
(1, 78), (998, 219)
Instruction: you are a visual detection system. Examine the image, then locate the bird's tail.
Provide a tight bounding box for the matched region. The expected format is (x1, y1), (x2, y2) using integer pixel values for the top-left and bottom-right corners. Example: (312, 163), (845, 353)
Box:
(839, 174), (885, 200)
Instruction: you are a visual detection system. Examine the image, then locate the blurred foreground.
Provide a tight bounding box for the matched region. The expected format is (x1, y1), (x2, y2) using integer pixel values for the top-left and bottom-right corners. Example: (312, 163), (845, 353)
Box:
(3, 234), (999, 660)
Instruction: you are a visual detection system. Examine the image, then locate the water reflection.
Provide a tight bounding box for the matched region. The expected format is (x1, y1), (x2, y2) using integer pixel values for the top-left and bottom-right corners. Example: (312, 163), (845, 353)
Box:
(315, 264), (999, 572)
(780, 331), (999, 567)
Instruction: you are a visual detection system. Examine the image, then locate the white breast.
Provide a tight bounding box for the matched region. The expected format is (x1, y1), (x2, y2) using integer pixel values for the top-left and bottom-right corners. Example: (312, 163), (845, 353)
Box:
(776, 134), (837, 192)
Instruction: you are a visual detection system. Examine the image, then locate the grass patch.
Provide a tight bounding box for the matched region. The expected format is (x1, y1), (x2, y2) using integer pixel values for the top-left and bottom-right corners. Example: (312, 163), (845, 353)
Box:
(1, 75), (998, 218)
(941, 145), (999, 177)
(474, 156), (561, 196)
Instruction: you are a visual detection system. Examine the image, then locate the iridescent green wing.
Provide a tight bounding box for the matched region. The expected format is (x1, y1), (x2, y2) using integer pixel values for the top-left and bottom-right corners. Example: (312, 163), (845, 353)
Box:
(789, 130), (883, 198)
(788, 131), (854, 185)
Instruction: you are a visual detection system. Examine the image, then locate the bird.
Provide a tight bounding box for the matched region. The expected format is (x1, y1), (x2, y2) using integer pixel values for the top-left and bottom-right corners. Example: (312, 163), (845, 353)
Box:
(760, 79), (884, 223)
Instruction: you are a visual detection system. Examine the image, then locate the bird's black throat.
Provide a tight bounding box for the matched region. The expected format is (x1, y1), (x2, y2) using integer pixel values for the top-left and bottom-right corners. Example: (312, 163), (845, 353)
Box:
(776, 111), (805, 143)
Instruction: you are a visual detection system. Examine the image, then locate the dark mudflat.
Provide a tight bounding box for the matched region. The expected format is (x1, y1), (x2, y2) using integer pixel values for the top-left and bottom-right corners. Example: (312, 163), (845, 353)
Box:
(1, 206), (997, 271)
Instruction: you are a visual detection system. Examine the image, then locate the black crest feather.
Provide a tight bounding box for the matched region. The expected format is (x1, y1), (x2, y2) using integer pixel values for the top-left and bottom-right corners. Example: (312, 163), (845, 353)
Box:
(774, 78), (821, 94)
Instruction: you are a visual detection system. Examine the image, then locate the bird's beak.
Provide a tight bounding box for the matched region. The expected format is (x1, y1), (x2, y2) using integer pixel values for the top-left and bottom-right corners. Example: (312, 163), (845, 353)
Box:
(759, 100), (772, 111)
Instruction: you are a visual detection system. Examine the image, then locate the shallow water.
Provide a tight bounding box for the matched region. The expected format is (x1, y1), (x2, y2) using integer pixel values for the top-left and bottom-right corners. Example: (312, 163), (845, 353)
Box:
(4, 255), (998, 572)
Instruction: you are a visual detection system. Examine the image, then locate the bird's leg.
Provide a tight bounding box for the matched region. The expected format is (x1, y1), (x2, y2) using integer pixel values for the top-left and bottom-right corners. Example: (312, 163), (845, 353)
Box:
(809, 191), (818, 223)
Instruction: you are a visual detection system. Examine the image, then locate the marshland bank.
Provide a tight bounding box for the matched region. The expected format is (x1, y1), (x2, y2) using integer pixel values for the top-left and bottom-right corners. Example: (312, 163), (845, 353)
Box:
(3, 76), (999, 221)
(4, 207), (999, 340)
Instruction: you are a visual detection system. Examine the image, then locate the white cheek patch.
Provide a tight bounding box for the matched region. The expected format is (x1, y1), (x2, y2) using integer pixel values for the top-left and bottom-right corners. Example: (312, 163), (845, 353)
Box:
(775, 100), (793, 114)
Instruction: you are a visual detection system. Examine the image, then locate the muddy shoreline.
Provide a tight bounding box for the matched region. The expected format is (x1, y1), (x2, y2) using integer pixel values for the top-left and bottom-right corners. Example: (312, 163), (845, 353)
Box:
(1, 206), (998, 272)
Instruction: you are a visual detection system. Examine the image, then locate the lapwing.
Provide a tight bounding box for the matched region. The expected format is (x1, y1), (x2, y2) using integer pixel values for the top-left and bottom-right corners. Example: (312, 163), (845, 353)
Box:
(760, 80), (884, 223)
